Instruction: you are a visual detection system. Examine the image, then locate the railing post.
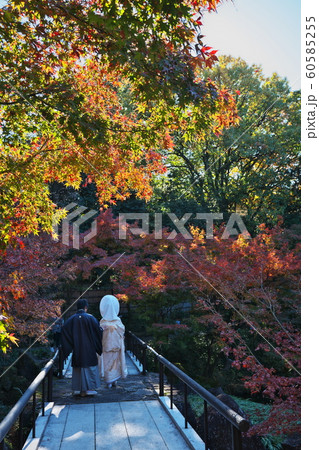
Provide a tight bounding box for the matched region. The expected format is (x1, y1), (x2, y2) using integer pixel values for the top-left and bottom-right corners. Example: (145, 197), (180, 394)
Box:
(41, 379), (45, 416)
(170, 376), (173, 409)
(32, 392), (36, 438)
(142, 345), (146, 375)
(184, 383), (188, 429)
(204, 400), (208, 450)
(232, 425), (243, 450)
(58, 346), (63, 379)
(159, 361), (164, 396)
(124, 331), (128, 351)
(18, 412), (23, 450)
(127, 332), (131, 352)
(48, 367), (53, 402)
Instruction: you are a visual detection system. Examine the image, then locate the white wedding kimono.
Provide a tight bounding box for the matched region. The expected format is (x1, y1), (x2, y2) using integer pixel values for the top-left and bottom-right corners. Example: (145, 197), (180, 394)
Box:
(98, 295), (128, 384)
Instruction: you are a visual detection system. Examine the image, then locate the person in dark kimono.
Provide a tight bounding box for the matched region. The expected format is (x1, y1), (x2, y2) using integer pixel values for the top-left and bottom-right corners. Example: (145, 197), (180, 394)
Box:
(61, 298), (103, 396)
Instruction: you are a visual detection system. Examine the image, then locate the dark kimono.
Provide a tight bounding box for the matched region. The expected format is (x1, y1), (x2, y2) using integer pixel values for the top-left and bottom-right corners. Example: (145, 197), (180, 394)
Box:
(61, 309), (103, 392)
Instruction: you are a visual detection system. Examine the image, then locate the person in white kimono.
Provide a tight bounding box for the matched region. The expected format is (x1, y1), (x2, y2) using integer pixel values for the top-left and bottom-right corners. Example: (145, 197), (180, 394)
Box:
(99, 295), (127, 388)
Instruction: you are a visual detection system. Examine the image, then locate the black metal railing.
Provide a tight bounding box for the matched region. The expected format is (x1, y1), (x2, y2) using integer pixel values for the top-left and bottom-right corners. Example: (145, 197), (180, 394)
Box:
(126, 331), (249, 450)
(0, 348), (63, 450)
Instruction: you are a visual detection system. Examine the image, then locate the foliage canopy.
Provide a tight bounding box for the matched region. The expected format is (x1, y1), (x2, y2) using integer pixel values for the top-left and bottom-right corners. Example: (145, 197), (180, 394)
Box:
(149, 56), (301, 230)
(0, 0), (238, 248)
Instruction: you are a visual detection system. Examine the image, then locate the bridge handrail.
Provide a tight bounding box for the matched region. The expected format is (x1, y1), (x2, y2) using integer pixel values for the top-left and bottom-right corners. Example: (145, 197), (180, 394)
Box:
(126, 331), (249, 450)
(0, 349), (60, 448)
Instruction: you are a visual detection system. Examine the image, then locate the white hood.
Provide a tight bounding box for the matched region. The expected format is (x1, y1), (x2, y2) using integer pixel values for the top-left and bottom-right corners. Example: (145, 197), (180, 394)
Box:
(100, 295), (120, 322)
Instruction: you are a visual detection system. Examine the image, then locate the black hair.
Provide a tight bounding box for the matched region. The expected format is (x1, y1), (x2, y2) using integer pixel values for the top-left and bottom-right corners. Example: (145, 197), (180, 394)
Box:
(77, 298), (89, 310)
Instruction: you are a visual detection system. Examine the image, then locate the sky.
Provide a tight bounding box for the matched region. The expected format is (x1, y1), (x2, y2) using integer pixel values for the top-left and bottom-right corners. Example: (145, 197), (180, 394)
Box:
(201, 0), (301, 90)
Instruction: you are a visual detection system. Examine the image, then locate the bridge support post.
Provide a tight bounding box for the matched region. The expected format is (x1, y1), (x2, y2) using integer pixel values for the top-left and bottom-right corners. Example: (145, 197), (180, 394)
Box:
(184, 383), (188, 429)
(18, 412), (23, 450)
(48, 368), (53, 402)
(58, 346), (63, 379)
(232, 425), (243, 450)
(142, 345), (146, 375)
(41, 379), (45, 416)
(159, 362), (164, 396)
(204, 401), (208, 450)
(32, 393), (36, 438)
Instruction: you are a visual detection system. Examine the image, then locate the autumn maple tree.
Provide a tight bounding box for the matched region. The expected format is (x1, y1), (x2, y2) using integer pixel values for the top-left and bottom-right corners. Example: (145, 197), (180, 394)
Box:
(0, 0), (237, 249)
(0, 233), (76, 351)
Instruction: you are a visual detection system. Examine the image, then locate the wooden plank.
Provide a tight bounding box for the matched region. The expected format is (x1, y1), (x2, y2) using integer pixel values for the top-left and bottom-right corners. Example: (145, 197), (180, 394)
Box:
(23, 402), (54, 450)
(95, 402), (131, 450)
(159, 397), (204, 450)
(120, 400), (168, 449)
(144, 401), (190, 450)
(60, 403), (95, 450)
(38, 400), (195, 450)
(38, 404), (69, 450)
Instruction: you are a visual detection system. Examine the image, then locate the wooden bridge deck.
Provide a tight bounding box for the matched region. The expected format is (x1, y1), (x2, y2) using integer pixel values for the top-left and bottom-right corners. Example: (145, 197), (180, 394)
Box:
(37, 400), (190, 450)
(23, 354), (203, 450)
